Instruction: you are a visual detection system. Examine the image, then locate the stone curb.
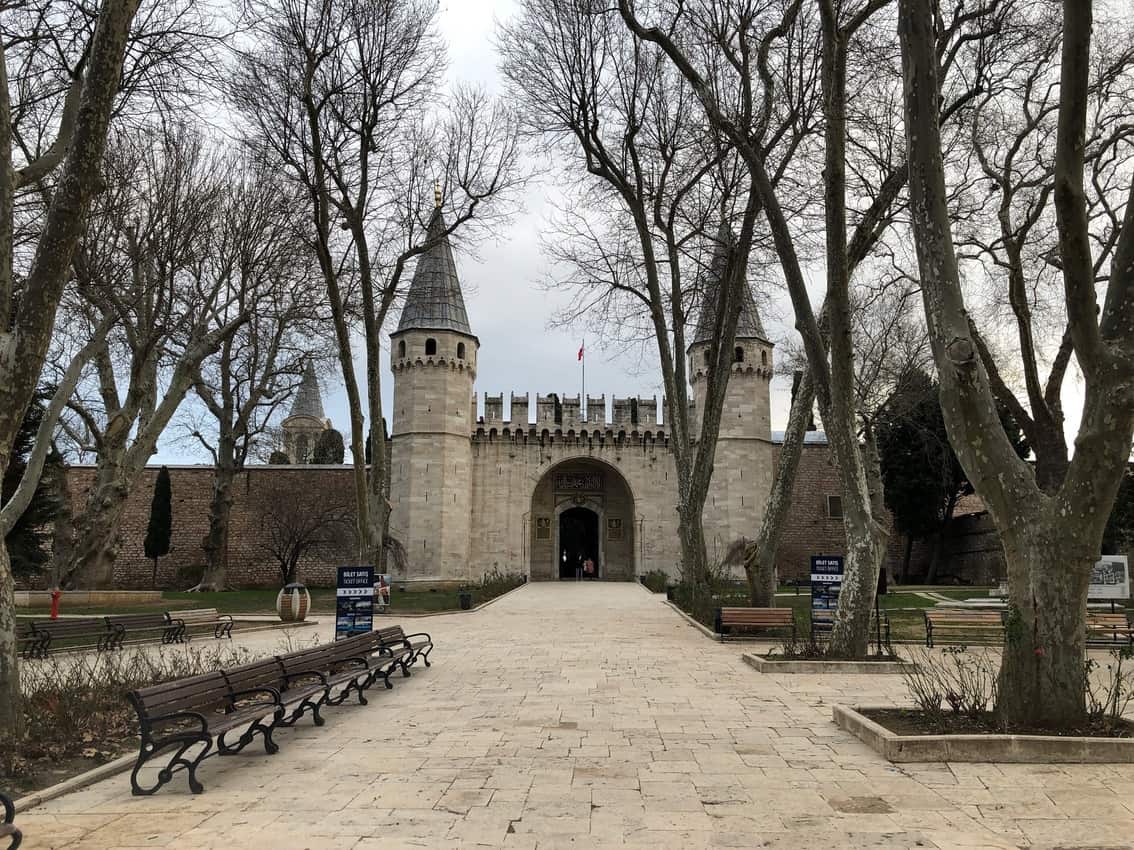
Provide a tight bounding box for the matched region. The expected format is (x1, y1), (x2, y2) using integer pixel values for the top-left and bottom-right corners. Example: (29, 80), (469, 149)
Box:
(833, 704), (1134, 763)
(743, 653), (907, 674)
(14, 753), (136, 814)
(662, 600), (727, 642)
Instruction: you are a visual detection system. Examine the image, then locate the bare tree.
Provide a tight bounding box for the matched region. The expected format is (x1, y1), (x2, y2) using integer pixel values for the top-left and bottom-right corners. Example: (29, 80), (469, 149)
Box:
(259, 480), (353, 585)
(899, 0), (1134, 727)
(184, 162), (326, 591)
(60, 123), (248, 587)
(500, 0), (818, 586)
(232, 0), (524, 571)
(0, 0), (142, 743)
(950, 7), (1134, 493)
(618, 0), (1002, 653)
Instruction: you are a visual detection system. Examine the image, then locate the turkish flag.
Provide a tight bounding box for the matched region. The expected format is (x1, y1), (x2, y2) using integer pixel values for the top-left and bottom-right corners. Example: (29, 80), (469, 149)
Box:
(578, 343), (584, 361)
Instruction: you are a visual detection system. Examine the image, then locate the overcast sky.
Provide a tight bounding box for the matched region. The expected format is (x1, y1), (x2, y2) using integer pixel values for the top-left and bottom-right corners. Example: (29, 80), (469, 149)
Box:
(154, 0), (1085, 465)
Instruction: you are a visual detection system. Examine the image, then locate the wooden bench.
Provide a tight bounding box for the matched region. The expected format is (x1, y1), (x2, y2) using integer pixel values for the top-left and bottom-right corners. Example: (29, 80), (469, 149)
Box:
(1086, 612), (1134, 646)
(168, 608), (234, 642)
(375, 625), (433, 668)
(1, 791), (20, 850)
(924, 609), (1005, 647)
(714, 608), (796, 641)
(274, 638), (388, 716)
(811, 611), (892, 653)
(26, 617), (118, 657)
(126, 670), (284, 796)
(104, 613), (179, 648)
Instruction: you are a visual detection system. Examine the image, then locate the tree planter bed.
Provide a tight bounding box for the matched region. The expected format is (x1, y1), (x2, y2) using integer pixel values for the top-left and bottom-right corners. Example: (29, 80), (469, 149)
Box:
(834, 704), (1134, 763)
(744, 653), (907, 674)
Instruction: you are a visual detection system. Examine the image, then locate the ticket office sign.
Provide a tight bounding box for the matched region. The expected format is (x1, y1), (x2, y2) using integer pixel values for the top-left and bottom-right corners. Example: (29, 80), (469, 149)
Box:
(810, 555), (845, 614)
(335, 565), (375, 640)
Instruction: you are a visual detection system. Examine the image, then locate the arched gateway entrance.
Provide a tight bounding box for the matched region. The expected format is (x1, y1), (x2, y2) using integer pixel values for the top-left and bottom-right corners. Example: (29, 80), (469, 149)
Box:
(529, 459), (636, 581)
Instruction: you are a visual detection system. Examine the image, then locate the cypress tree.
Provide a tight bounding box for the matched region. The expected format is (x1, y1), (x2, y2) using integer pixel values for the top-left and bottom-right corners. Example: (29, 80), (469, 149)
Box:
(143, 466), (173, 587)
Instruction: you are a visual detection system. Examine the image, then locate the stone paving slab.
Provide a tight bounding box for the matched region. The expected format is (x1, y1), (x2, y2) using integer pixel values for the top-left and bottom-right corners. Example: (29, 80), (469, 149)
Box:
(15, 583), (1134, 849)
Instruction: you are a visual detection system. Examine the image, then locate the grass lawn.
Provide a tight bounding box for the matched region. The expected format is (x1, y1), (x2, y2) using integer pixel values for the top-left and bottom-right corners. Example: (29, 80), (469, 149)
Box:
(20, 585), (509, 618)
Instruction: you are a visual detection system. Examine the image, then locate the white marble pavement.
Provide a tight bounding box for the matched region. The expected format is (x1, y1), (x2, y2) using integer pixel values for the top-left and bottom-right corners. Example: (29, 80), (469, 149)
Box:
(15, 582), (1134, 849)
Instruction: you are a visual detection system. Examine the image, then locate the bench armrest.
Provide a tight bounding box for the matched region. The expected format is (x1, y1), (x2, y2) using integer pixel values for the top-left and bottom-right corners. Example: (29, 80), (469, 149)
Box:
(217, 613), (234, 623)
(1, 792), (14, 825)
(402, 632), (432, 642)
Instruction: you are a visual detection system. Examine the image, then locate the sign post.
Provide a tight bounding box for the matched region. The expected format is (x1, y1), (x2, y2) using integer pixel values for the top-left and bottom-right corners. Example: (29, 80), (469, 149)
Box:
(810, 555), (844, 639)
(335, 565), (375, 640)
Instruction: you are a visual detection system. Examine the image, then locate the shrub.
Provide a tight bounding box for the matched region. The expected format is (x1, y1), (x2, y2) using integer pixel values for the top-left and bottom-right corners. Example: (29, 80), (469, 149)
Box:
(900, 646), (999, 728)
(3, 643), (257, 785)
(476, 567), (526, 601)
(1087, 646), (1134, 721)
(640, 569), (669, 593)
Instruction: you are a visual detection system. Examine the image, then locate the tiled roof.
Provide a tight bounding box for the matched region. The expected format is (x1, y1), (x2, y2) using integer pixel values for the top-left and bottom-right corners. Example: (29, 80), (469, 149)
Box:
(693, 222), (767, 344)
(395, 207), (472, 335)
(287, 362), (325, 420)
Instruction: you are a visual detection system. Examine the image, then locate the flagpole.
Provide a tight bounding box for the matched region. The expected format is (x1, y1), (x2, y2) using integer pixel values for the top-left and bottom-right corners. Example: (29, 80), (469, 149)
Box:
(581, 337), (585, 421)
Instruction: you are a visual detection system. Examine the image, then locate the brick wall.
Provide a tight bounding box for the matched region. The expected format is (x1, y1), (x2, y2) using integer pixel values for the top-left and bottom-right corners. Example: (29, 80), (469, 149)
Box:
(59, 465), (359, 590)
(773, 443), (1004, 583)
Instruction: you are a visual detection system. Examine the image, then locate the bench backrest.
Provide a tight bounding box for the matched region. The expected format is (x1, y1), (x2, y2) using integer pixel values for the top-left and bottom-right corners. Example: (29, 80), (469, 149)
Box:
(16, 621), (36, 639)
(175, 608), (222, 625)
(128, 671), (232, 722)
(222, 658), (284, 696)
(106, 613), (170, 629)
(719, 608), (794, 626)
(924, 610), (1004, 625)
(31, 617), (111, 638)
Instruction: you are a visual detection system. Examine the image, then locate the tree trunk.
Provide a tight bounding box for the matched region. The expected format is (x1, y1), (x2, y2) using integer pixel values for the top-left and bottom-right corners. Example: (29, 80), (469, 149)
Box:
(0, 522), (20, 739)
(678, 503), (710, 586)
(901, 534), (913, 584)
(67, 478), (129, 588)
(198, 452), (236, 591)
(826, 511), (886, 658)
(996, 531), (1092, 728)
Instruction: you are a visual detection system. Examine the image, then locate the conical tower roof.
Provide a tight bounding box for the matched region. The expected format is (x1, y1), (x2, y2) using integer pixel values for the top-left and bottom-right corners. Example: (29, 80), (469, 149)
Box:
(287, 361), (325, 420)
(692, 222), (767, 345)
(395, 206), (473, 336)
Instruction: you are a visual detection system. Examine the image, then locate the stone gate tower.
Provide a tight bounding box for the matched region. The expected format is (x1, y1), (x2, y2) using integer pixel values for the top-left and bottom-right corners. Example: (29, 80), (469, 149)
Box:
(687, 224), (774, 557)
(389, 201), (478, 580)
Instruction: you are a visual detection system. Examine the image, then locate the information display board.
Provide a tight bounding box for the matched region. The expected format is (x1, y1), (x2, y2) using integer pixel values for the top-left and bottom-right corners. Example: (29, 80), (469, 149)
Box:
(1089, 555), (1130, 601)
(335, 565), (375, 640)
(810, 555), (845, 617)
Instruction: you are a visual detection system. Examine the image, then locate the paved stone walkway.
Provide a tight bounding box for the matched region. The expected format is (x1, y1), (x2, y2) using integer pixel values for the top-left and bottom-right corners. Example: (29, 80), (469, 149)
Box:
(16, 583), (1134, 849)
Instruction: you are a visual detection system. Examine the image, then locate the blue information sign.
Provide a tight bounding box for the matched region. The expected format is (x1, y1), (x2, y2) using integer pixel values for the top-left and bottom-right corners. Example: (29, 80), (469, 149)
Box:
(335, 565), (375, 640)
(810, 555), (844, 616)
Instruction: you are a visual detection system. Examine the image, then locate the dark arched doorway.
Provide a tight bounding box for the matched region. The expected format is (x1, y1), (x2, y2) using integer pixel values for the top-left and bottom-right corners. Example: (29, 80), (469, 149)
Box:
(529, 458), (636, 581)
(559, 507), (599, 579)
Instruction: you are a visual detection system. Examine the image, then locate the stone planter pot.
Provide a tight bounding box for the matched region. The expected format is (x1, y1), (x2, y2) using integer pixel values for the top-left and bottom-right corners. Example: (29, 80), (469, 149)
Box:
(276, 582), (311, 622)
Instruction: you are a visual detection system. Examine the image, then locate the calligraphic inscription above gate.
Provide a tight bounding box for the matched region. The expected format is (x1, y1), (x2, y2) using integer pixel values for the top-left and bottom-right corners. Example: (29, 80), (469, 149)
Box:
(554, 473), (604, 492)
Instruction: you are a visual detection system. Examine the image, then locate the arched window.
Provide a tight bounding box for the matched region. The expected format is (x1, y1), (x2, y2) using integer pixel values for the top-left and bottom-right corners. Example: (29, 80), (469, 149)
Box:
(457, 342), (466, 359)
(425, 338), (437, 356)
(703, 349), (711, 367)
(296, 434), (309, 464)
(398, 340), (406, 358)
(761, 349), (768, 366)
(734, 346), (745, 363)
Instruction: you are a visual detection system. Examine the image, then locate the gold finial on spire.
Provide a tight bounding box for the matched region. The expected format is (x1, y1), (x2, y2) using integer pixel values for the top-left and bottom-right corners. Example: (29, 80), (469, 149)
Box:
(434, 180), (442, 208)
